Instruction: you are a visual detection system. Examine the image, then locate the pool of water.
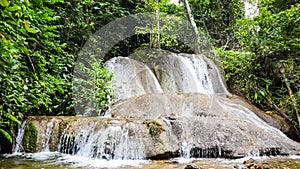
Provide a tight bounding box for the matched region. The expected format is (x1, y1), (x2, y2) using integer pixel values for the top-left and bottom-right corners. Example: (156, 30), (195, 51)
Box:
(1, 152), (300, 169)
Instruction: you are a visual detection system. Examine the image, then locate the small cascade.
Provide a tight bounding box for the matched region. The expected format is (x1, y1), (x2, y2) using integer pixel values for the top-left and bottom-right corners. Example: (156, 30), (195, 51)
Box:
(180, 55), (214, 94)
(180, 141), (226, 158)
(105, 57), (163, 101)
(180, 141), (194, 158)
(245, 1), (259, 19)
(218, 98), (287, 138)
(58, 121), (146, 160)
(151, 53), (217, 94)
(13, 121), (27, 153)
(43, 118), (55, 152)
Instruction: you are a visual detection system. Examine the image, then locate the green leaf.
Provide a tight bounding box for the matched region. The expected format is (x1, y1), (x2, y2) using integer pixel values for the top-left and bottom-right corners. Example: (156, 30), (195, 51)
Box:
(27, 28), (39, 34)
(0, 0), (9, 7)
(7, 5), (19, 11)
(259, 90), (265, 96)
(3, 113), (21, 125)
(0, 128), (12, 143)
(26, 37), (37, 42)
(254, 93), (258, 100)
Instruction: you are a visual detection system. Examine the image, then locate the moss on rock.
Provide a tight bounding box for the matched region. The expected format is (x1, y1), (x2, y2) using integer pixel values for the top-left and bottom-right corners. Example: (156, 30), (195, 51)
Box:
(143, 119), (165, 137)
(22, 122), (37, 152)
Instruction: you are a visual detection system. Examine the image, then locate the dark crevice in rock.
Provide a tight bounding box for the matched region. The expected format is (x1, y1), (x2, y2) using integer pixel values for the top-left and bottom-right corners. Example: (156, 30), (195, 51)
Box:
(148, 151), (179, 160)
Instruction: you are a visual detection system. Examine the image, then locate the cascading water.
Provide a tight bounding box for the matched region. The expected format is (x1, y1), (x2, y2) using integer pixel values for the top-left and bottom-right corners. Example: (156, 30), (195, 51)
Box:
(105, 57), (163, 101)
(179, 55), (214, 94)
(105, 53), (224, 101)
(43, 118), (55, 152)
(150, 53), (219, 94)
(13, 121), (27, 153)
(180, 141), (194, 158)
(57, 119), (146, 160)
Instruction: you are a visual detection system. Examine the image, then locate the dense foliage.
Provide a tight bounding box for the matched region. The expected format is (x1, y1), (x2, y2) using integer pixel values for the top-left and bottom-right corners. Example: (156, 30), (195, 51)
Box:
(188, 0), (244, 48)
(0, 0), (130, 152)
(219, 0), (300, 138)
(0, 0), (299, 152)
(0, 0), (73, 151)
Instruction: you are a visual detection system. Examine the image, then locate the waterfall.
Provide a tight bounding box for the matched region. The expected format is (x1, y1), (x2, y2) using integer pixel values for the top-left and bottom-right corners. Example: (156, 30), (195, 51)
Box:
(105, 53), (226, 101)
(21, 52), (300, 162)
(105, 57), (163, 101)
(13, 121), (27, 153)
(43, 118), (55, 152)
(180, 141), (194, 158)
(58, 120), (146, 160)
(179, 54), (214, 94)
(151, 53), (217, 94)
(245, 1), (259, 19)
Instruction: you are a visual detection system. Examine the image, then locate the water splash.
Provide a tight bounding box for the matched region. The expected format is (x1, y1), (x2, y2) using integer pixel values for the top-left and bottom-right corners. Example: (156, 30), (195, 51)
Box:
(180, 141), (194, 158)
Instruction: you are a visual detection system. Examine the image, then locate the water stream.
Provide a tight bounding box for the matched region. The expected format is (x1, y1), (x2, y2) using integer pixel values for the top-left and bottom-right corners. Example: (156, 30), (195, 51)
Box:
(43, 118), (56, 152)
(13, 121), (27, 153)
(1, 153), (300, 169)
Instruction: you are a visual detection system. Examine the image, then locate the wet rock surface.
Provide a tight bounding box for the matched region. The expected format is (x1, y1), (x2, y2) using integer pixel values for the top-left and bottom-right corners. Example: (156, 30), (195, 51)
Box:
(27, 93), (300, 159)
(109, 93), (300, 158)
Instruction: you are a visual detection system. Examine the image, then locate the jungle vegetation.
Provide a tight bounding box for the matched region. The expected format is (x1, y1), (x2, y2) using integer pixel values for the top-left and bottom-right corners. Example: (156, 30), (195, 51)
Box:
(0, 0), (299, 152)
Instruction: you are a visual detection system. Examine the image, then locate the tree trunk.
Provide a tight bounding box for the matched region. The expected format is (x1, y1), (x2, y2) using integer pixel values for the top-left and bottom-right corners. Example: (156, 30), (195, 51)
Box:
(279, 62), (300, 127)
(156, 0), (160, 48)
(182, 0), (200, 53)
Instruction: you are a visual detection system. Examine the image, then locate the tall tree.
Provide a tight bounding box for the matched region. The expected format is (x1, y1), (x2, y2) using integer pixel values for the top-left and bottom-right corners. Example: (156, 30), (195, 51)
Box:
(181, 0), (201, 53)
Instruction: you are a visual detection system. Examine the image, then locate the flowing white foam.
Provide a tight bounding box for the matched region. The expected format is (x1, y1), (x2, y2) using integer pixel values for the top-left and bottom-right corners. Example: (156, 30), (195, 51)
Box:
(13, 121), (27, 153)
(57, 154), (149, 168)
(43, 118), (56, 152)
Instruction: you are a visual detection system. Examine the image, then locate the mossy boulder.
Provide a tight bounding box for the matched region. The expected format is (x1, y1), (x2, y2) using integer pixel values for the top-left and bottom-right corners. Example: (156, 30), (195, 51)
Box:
(22, 121), (37, 152)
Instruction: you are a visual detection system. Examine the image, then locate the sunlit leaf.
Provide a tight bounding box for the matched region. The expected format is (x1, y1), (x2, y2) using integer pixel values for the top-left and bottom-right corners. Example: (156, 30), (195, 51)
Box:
(24, 20), (30, 30)
(27, 28), (39, 34)
(0, 33), (11, 43)
(0, 0), (9, 7)
(3, 113), (21, 125)
(259, 90), (265, 96)
(291, 5), (295, 11)
(7, 5), (19, 11)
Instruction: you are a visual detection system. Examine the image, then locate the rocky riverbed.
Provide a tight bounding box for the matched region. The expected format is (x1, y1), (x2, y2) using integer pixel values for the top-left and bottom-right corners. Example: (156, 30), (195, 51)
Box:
(132, 156), (300, 169)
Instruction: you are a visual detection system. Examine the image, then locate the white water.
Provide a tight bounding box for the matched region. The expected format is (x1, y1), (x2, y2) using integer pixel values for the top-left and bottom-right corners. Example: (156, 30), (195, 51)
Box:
(180, 141), (194, 158)
(218, 98), (287, 138)
(153, 54), (217, 94)
(58, 122), (146, 160)
(180, 55), (214, 94)
(43, 118), (55, 152)
(13, 121), (27, 153)
(105, 54), (225, 101)
(106, 57), (163, 101)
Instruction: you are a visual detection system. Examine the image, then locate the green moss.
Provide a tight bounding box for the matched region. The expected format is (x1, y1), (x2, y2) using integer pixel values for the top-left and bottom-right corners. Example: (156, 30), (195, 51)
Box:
(143, 119), (165, 137)
(22, 122), (37, 152)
